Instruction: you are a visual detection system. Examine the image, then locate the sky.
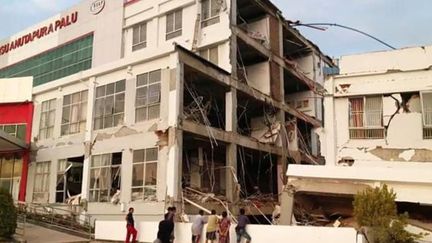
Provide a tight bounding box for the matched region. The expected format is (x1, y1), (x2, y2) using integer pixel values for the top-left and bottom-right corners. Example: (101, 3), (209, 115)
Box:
(1, 0), (432, 57)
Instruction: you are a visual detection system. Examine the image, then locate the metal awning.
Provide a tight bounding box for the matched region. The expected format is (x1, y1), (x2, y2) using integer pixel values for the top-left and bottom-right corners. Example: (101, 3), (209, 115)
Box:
(0, 130), (27, 152)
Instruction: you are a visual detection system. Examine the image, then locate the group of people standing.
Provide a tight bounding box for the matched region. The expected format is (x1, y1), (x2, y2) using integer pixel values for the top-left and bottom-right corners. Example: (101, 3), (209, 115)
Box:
(125, 206), (252, 243)
(191, 208), (251, 243)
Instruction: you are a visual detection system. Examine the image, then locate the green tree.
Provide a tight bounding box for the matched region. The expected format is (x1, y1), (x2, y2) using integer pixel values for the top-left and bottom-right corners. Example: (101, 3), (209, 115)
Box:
(353, 185), (424, 243)
(0, 189), (17, 239)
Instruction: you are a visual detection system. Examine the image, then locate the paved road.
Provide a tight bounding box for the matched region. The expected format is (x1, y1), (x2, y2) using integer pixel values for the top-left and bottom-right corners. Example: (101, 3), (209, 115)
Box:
(21, 223), (88, 243)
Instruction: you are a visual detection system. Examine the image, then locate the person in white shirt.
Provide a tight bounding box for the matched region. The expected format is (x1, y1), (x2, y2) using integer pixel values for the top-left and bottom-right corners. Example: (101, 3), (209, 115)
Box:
(191, 210), (207, 243)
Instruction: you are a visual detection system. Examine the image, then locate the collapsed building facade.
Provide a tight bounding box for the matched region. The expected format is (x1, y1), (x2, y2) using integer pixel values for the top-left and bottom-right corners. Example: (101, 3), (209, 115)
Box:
(287, 46), (432, 229)
(0, 0), (334, 222)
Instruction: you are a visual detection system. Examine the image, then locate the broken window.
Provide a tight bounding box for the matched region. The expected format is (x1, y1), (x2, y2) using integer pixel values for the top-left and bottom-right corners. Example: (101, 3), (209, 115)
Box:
(421, 92), (432, 139)
(201, 0), (221, 27)
(199, 46), (219, 64)
(61, 90), (88, 135)
(89, 153), (122, 202)
(56, 157), (84, 203)
(349, 96), (384, 139)
(39, 99), (56, 139)
(0, 124), (26, 140)
(94, 80), (125, 130)
(131, 148), (158, 201)
(166, 9), (182, 40)
(132, 22), (147, 51)
(33, 161), (50, 203)
(135, 69), (161, 122)
(0, 154), (22, 201)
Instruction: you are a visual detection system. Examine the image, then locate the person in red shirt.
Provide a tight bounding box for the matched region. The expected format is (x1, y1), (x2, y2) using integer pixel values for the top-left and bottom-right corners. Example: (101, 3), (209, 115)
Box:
(126, 207), (138, 243)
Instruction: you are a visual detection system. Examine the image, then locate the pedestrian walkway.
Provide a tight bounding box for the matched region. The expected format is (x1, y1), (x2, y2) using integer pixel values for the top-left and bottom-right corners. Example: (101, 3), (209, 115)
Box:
(20, 223), (89, 243)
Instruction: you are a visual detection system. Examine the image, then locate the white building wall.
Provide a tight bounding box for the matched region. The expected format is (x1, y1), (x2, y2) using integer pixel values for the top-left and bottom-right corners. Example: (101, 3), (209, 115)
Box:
(290, 46), (432, 205)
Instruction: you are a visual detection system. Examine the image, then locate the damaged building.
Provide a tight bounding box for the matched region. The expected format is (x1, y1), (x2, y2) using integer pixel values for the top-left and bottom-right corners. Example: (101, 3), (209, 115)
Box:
(287, 46), (432, 229)
(0, 0), (334, 223)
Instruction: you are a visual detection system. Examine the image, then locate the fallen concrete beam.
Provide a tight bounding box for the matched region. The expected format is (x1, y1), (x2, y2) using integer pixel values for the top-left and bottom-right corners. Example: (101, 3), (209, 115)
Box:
(181, 120), (283, 156)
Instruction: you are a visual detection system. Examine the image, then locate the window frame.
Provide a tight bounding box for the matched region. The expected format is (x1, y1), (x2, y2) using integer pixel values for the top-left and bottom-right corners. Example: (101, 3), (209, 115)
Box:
(199, 46), (219, 64)
(201, 0), (221, 28)
(33, 161), (50, 203)
(61, 90), (88, 136)
(421, 91), (432, 139)
(39, 98), (56, 140)
(132, 22), (147, 51)
(166, 9), (183, 40)
(135, 69), (161, 122)
(131, 148), (158, 201)
(348, 95), (384, 139)
(89, 153), (122, 203)
(0, 124), (26, 140)
(94, 80), (126, 130)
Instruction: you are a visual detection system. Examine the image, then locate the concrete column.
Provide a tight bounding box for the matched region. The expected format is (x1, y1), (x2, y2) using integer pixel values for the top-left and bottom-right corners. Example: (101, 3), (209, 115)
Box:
(81, 77), (96, 200)
(225, 88), (238, 202)
(49, 158), (58, 203)
(124, 74), (136, 126)
(323, 77), (336, 166)
(120, 149), (133, 205)
(279, 189), (294, 225)
(166, 61), (184, 202)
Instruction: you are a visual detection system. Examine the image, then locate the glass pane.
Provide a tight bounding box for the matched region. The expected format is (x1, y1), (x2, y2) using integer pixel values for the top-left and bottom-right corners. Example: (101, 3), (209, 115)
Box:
(132, 25), (140, 45)
(114, 93), (125, 113)
(72, 92), (80, 103)
(63, 95), (71, 105)
(145, 148), (158, 161)
(135, 107), (147, 122)
(144, 187), (157, 201)
(140, 23), (146, 43)
(114, 114), (124, 126)
(101, 154), (111, 166)
(145, 163), (157, 186)
(4, 125), (16, 134)
(175, 10), (182, 30)
(136, 87), (148, 107)
(106, 83), (115, 95)
(149, 70), (161, 84)
(13, 157), (22, 177)
(48, 111), (56, 126)
(148, 84), (160, 104)
(148, 105), (160, 120)
(96, 86), (105, 98)
(166, 13), (174, 33)
(94, 98), (104, 117)
(131, 187), (144, 201)
(49, 99), (56, 110)
(132, 164), (144, 187)
(136, 73), (148, 86)
(62, 106), (70, 124)
(91, 155), (101, 167)
(115, 80), (125, 93)
(16, 125), (26, 140)
(133, 150), (145, 163)
(202, 0), (209, 20)
(81, 90), (88, 102)
(210, 0), (220, 17)
(71, 104), (80, 122)
(80, 103), (87, 121)
(104, 96), (114, 115)
(0, 157), (13, 178)
(104, 116), (113, 128)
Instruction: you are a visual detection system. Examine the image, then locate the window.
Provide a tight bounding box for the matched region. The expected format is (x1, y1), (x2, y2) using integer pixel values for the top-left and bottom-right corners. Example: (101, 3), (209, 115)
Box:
(132, 148), (158, 201)
(89, 153), (122, 202)
(135, 70), (161, 122)
(39, 99), (56, 139)
(0, 124), (26, 140)
(421, 92), (432, 139)
(33, 161), (50, 203)
(61, 90), (88, 135)
(201, 0), (221, 27)
(94, 80), (125, 130)
(349, 96), (384, 139)
(199, 46), (218, 64)
(0, 35), (93, 86)
(132, 22), (147, 51)
(166, 9), (182, 40)
(0, 154), (22, 200)
(56, 159), (72, 203)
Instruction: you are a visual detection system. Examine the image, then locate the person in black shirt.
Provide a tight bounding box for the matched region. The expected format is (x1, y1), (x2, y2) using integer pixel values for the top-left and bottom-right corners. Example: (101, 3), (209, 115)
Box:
(125, 207), (138, 243)
(157, 213), (174, 243)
